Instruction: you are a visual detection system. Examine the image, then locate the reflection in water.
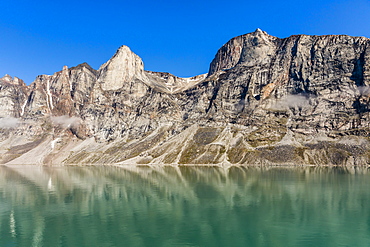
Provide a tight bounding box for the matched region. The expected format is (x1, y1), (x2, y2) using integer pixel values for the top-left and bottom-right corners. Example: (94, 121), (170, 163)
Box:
(0, 165), (369, 247)
(9, 210), (16, 238)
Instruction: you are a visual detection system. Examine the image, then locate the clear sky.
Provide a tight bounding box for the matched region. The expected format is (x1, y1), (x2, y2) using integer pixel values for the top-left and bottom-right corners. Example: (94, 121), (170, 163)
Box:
(1, 0), (370, 84)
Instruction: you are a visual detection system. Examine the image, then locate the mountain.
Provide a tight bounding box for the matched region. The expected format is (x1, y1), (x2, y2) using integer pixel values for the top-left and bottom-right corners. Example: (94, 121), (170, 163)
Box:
(1, 29), (369, 165)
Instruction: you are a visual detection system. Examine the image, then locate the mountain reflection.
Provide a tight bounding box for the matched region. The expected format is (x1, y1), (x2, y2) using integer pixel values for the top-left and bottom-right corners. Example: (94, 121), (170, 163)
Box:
(0, 165), (369, 247)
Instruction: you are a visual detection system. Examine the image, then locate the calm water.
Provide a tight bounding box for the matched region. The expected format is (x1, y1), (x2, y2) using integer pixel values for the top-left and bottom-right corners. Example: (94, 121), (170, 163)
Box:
(0, 165), (369, 247)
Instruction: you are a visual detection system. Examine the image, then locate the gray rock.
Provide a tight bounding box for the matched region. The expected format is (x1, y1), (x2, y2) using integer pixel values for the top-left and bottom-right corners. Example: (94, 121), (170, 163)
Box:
(0, 30), (369, 165)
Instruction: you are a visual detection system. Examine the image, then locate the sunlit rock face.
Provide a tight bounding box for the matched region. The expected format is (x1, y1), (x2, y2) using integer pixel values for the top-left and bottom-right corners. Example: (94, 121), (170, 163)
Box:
(0, 75), (28, 118)
(208, 28), (278, 75)
(98, 45), (148, 91)
(0, 30), (369, 165)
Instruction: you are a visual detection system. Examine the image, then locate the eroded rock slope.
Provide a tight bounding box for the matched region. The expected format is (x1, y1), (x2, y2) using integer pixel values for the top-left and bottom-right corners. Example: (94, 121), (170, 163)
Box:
(1, 29), (369, 165)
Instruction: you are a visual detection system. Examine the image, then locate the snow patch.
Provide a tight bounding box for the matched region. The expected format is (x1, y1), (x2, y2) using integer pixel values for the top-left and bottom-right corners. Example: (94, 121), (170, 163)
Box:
(46, 80), (53, 109)
(51, 138), (60, 149)
(210, 141), (225, 146)
(21, 99), (27, 116)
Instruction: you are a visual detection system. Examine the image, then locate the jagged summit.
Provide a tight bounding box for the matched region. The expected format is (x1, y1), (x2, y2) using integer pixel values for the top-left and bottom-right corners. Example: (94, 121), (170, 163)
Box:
(208, 29), (370, 77)
(97, 45), (146, 91)
(1, 74), (13, 82)
(253, 28), (269, 35)
(208, 29), (277, 76)
(0, 30), (369, 165)
(70, 62), (97, 74)
(0, 74), (26, 86)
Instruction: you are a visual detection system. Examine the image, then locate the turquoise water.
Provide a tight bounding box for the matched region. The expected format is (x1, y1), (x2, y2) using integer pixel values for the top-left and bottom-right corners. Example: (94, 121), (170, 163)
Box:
(0, 165), (369, 247)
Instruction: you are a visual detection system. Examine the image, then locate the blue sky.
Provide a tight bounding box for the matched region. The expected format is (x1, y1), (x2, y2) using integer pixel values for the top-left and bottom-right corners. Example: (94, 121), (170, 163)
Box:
(1, 0), (370, 84)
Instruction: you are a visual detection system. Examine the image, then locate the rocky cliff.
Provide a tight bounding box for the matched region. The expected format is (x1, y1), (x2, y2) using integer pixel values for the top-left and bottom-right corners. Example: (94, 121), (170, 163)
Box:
(1, 29), (369, 165)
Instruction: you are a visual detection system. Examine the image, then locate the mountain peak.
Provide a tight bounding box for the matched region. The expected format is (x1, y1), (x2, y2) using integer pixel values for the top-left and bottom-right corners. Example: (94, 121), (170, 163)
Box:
(1, 74), (13, 82)
(0, 74), (25, 86)
(1, 31), (370, 165)
(97, 45), (146, 91)
(252, 28), (271, 37)
(70, 62), (96, 74)
(254, 28), (263, 33)
(117, 45), (132, 52)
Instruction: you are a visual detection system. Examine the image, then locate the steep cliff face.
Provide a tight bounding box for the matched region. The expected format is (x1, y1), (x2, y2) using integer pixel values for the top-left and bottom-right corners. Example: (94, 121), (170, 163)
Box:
(98, 45), (147, 91)
(1, 30), (369, 165)
(206, 30), (370, 134)
(0, 75), (29, 118)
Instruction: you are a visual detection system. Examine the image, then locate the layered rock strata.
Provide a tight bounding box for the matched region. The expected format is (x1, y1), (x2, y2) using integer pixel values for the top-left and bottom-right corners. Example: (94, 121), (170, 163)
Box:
(0, 29), (369, 165)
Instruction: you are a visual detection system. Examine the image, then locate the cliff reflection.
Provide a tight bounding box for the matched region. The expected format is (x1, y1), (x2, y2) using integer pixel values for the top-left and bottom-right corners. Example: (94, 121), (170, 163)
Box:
(0, 165), (369, 247)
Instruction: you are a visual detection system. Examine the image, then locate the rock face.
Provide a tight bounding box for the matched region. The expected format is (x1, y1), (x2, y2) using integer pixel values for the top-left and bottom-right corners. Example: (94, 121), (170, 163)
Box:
(98, 45), (147, 91)
(1, 29), (369, 165)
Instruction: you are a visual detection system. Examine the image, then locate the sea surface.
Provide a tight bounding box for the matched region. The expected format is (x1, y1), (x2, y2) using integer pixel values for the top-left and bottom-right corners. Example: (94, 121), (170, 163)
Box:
(0, 165), (369, 247)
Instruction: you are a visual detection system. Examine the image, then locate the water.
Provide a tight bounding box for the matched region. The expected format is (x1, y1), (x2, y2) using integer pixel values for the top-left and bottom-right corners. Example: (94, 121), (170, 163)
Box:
(0, 165), (369, 247)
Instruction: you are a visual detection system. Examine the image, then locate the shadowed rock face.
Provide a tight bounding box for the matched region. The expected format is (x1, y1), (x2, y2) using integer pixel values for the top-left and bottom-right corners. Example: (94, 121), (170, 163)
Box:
(0, 29), (369, 165)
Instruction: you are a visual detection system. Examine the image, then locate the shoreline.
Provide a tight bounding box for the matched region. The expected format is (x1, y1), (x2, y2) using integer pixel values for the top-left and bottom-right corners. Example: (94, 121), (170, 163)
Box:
(2, 163), (370, 168)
